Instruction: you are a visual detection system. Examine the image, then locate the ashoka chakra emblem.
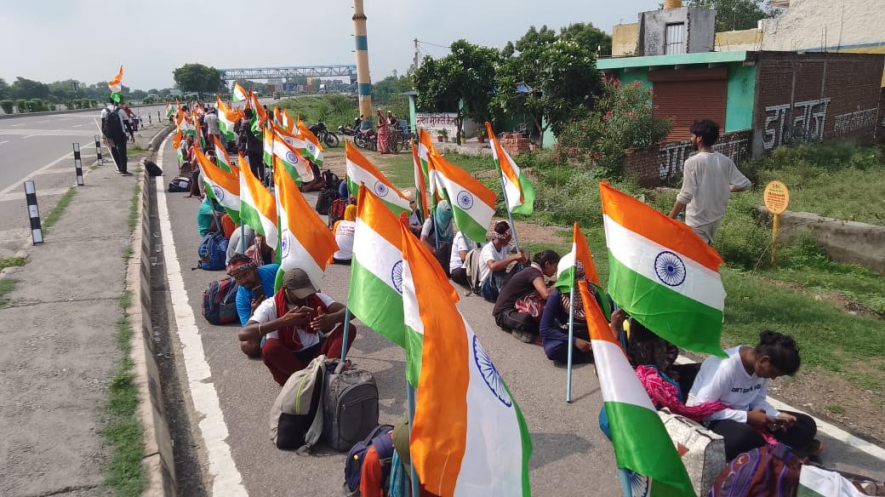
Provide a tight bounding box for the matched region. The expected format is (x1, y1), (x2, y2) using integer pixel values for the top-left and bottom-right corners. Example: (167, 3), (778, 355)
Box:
(211, 185), (224, 202)
(308, 143), (316, 152)
(390, 260), (403, 294)
(457, 190), (474, 210)
(374, 181), (389, 198)
(654, 251), (686, 287)
(472, 336), (512, 407)
(281, 231), (291, 258)
(285, 151), (298, 163)
(626, 470), (650, 497)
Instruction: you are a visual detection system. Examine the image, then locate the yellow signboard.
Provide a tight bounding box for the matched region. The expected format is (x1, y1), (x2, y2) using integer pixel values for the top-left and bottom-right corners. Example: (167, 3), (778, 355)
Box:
(764, 180), (790, 215)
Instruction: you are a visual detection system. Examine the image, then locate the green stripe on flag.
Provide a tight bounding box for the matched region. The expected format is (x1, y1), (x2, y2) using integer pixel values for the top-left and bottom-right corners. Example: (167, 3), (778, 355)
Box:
(239, 203), (266, 237)
(451, 206), (488, 245)
(511, 174), (535, 215)
(607, 255), (725, 357)
(503, 381), (532, 497)
(346, 178), (408, 216)
(605, 401), (694, 497)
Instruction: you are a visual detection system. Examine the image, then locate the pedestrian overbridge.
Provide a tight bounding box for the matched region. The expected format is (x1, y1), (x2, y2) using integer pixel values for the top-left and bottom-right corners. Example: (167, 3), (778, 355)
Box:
(218, 65), (357, 83)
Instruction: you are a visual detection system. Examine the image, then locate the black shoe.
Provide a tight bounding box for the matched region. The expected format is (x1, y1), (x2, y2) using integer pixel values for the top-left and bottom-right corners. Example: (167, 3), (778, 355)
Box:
(122, 171), (132, 176)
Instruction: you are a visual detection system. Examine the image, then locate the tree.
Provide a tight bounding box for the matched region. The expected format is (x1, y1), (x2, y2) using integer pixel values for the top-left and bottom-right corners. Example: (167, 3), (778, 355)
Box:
(559, 22), (613, 57)
(173, 63), (223, 98)
(0, 78), (9, 100)
(687, 0), (777, 32)
(412, 40), (499, 143)
(11, 77), (50, 100)
(493, 27), (600, 148)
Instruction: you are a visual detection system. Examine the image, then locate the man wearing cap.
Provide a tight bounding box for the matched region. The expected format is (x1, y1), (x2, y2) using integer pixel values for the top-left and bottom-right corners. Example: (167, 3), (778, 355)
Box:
(226, 254), (280, 356)
(479, 221), (528, 302)
(239, 268), (355, 385)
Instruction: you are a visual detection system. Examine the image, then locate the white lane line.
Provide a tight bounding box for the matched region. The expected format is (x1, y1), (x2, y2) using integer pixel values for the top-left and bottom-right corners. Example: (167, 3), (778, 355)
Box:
(11, 123), (23, 127)
(72, 124), (83, 128)
(674, 356), (885, 461)
(22, 135), (38, 139)
(0, 149), (84, 197)
(0, 140), (8, 145)
(154, 134), (248, 497)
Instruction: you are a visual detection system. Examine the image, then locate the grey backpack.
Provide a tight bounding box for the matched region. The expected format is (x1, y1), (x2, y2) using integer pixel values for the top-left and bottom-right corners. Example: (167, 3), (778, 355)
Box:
(463, 247), (484, 294)
(269, 355), (327, 452)
(322, 359), (379, 452)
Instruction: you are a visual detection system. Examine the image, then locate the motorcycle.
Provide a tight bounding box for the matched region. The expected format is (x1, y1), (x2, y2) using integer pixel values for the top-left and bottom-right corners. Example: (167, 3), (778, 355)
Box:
(308, 121), (340, 148)
(354, 128), (377, 151)
(338, 124), (358, 137)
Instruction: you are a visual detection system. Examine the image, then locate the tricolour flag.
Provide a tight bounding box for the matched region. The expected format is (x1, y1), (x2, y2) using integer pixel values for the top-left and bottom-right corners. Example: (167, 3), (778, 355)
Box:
(273, 128), (314, 184)
(193, 112), (205, 148)
(263, 125), (274, 168)
(600, 182), (727, 357)
(555, 222), (600, 290)
(417, 128), (437, 199)
(177, 112), (195, 137)
(216, 97), (241, 142)
(411, 139), (429, 220)
(212, 135), (233, 173)
(429, 153), (497, 244)
(274, 161), (338, 290)
(232, 82), (248, 102)
(195, 147), (240, 223)
(273, 107), (283, 128)
(580, 280), (694, 496)
(345, 142), (409, 215)
(486, 122), (535, 215)
(347, 185), (419, 385)
(108, 65), (123, 101)
(249, 91), (267, 138)
(239, 156), (278, 249)
(296, 117), (324, 167)
(165, 102), (174, 118)
(281, 108), (295, 132)
(404, 220), (532, 496)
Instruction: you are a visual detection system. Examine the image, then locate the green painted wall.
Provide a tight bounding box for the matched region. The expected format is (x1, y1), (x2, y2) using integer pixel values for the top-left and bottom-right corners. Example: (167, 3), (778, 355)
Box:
(617, 70), (652, 90)
(725, 64), (756, 132)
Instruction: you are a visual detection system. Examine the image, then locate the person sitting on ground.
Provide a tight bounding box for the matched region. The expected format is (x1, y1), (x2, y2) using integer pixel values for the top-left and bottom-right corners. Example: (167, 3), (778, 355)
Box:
(226, 255), (281, 356)
(197, 197), (224, 238)
(687, 330), (821, 461)
(479, 221), (528, 302)
(239, 268), (356, 386)
(337, 178), (349, 200)
(245, 233), (275, 267)
(299, 160), (325, 192)
(331, 205), (356, 264)
(449, 229), (478, 288)
(402, 190), (423, 237)
(492, 250), (559, 343)
(538, 262), (597, 364)
(226, 225), (255, 265)
(419, 200), (454, 254)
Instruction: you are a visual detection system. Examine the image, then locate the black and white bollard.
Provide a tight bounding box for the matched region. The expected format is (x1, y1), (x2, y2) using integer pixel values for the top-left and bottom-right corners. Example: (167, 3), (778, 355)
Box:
(148, 114), (152, 125)
(73, 143), (84, 186)
(24, 181), (43, 245)
(94, 135), (103, 164)
(157, 110), (161, 122)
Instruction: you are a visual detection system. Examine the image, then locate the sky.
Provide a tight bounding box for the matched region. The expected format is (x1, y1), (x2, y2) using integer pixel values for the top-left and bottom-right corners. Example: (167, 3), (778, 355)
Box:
(0, 0), (657, 91)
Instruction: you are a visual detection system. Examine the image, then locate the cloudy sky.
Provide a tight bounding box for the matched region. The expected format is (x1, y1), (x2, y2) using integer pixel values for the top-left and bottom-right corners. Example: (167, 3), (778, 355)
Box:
(1, 0), (657, 90)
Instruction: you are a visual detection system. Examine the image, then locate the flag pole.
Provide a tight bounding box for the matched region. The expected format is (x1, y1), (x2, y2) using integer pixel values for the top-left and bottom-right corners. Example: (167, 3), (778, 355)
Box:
(340, 308), (351, 362)
(566, 282), (576, 403)
(497, 169), (521, 253)
(407, 383), (420, 497)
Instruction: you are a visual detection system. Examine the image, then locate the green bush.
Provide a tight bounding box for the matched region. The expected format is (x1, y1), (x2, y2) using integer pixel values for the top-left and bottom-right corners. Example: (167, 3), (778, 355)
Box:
(26, 99), (46, 112)
(15, 99), (28, 113)
(0, 100), (13, 114)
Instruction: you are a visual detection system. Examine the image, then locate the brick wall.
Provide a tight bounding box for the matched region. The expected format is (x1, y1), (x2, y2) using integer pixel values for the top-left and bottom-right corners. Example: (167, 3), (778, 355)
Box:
(753, 51), (885, 153)
(624, 130), (752, 188)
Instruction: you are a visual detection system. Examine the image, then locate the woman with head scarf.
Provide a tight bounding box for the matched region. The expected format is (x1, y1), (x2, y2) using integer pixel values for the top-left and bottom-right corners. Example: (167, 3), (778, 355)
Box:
(332, 204), (357, 264)
(419, 200), (455, 275)
(376, 108), (391, 154)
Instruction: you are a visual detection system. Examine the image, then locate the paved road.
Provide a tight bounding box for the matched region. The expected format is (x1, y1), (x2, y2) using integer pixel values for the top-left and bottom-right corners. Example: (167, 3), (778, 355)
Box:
(154, 139), (885, 496)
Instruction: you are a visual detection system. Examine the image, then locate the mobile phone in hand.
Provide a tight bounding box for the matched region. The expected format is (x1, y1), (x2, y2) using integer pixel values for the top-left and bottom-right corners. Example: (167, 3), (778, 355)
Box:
(251, 287), (264, 300)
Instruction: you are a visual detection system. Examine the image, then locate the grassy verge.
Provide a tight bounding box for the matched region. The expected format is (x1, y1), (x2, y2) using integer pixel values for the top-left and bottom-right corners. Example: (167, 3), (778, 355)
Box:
(128, 182), (142, 234)
(0, 278), (18, 306)
(42, 187), (77, 233)
(102, 289), (145, 496)
(0, 257), (27, 271)
(128, 146), (148, 154)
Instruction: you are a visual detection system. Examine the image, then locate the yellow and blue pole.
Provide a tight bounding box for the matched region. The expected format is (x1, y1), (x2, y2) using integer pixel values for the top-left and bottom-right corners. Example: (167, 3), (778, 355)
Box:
(352, 0), (373, 130)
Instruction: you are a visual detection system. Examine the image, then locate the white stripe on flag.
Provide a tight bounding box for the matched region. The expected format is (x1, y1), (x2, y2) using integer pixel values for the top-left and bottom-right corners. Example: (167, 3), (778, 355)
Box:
(556, 243), (577, 281)
(279, 228), (325, 289)
(401, 259), (424, 336)
(592, 339), (657, 411)
(354, 219), (402, 295)
(603, 215), (726, 311)
(438, 174), (495, 225)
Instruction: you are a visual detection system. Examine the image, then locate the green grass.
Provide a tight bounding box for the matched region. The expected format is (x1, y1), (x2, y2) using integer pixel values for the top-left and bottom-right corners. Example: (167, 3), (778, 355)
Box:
(42, 187), (76, 233)
(824, 404), (846, 414)
(0, 278), (18, 306)
(0, 257), (26, 271)
(101, 289), (145, 496)
(128, 182), (141, 234)
(128, 146), (148, 154)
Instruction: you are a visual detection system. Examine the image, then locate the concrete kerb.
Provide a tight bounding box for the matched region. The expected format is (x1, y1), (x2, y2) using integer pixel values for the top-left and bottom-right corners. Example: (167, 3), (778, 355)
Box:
(127, 127), (178, 496)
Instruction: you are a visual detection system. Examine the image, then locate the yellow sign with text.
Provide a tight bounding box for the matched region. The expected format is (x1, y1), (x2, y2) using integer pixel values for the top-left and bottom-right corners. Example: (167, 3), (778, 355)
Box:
(764, 180), (790, 215)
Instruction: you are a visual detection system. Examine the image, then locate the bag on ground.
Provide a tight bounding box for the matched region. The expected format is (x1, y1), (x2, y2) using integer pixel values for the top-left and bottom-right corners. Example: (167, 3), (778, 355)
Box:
(269, 355), (327, 451)
(328, 198), (348, 228)
(322, 169), (340, 190)
(343, 424), (395, 494)
(322, 359), (379, 452)
(143, 159), (163, 177)
(709, 443), (802, 497)
(197, 232), (229, 270)
(657, 408), (726, 496)
(463, 247), (484, 293)
(201, 277), (240, 325)
(168, 176), (190, 192)
(315, 188), (337, 215)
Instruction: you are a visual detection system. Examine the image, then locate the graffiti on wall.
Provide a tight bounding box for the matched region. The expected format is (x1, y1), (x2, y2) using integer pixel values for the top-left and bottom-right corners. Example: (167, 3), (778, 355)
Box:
(762, 98), (831, 150)
(834, 108), (878, 136)
(658, 133), (751, 182)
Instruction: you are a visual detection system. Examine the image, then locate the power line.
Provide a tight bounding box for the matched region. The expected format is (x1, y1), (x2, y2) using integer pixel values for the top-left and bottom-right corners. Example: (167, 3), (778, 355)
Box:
(416, 39), (451, 50)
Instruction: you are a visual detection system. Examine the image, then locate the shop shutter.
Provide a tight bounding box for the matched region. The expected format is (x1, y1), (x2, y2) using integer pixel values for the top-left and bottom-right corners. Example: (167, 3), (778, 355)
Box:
(650, 69), (728, 142)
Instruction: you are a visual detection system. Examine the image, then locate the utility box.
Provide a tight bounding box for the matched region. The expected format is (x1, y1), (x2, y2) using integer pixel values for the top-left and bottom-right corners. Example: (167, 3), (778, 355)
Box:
(638, 7), (716, 56)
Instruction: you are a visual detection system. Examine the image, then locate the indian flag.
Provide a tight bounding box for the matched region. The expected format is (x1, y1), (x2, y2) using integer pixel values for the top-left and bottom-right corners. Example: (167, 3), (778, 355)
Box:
(216, 97), (241, 142)
(195, 147), (240, 223)
(403, 222), (532, 496)
(239, 156), (278, 249)
(232, 82), (248, 102)
(296, 117), (324, 167)
(556, 222), (610, 318)
(173, 131), (184, 164)
(249, 91), (267, 137)
(273, 128), (314, 184)
(579, 280), (694, 497)
(412, 139), (429, 220)
(274, 162), (338, 290)
(194, 112), (205, 148)
(212, 136), (233, 173)
(273, 107), (283, 128)
(263, 126), (274, 168)
(417, 128), (436, 196)
(347, 185), (420, 385)
(281, 108), (295, 132)
(798, 465), (864, 497)
(600, 182), (727, 357)
(429, 153), (496, 244)
(345, 142), (409, 215)
(108, 65), (123, 101)
(165, 102), (174, 118)
(177, 112), (195, 137)
(486, 122), (535, 215)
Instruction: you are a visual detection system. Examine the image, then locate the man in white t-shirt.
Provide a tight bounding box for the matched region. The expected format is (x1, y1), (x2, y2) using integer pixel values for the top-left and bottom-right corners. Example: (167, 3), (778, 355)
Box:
(238, 268), (355, 385)
(479, 221), (527, 302)
(449, 230), (478, 287)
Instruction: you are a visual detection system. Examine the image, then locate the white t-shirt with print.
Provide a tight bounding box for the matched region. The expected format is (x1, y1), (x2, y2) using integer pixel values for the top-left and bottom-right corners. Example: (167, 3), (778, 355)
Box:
(479, 241), (509, 284)
(687, 346), (780, 423)
(251, 293), (335, 351)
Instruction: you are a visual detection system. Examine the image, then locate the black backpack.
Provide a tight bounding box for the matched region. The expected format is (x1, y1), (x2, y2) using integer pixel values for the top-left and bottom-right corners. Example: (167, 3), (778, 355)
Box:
(314, 188), (337, 215)
(102, 106), (127, 142)
(322, 169), (340, 189)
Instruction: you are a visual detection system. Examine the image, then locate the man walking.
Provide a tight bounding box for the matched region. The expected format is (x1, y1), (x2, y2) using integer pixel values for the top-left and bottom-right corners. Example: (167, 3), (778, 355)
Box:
(204, 107), (222, 146)
(101, 99), (131, 175)
(238, 108), (264, 181)
(669, 119), (751, 244)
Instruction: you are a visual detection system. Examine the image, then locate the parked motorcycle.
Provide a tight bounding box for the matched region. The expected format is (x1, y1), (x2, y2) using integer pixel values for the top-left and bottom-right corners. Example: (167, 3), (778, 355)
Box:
(308, 122), (340, 148)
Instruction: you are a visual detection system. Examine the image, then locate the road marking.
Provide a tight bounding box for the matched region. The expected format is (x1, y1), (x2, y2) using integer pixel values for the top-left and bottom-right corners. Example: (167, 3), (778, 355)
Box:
(0, 187), (70, 202)
(72, 124), (83, 128)
(154, 134), (248, 497)
(674, 356), (885, 461)
(11, 123), (22, 127)
(0, 140), (8, 145)
(0, 142), (96, 198)
(22, 135), (38, 139)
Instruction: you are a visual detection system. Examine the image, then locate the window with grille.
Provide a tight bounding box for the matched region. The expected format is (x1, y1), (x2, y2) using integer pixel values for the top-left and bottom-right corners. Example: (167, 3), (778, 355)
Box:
(665, 23), (686, 54)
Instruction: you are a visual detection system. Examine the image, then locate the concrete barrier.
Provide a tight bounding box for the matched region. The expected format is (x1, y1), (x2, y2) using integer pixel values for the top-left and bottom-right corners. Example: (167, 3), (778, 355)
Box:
(756, 206), (885, 274)
(126, 130), (177, 496)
